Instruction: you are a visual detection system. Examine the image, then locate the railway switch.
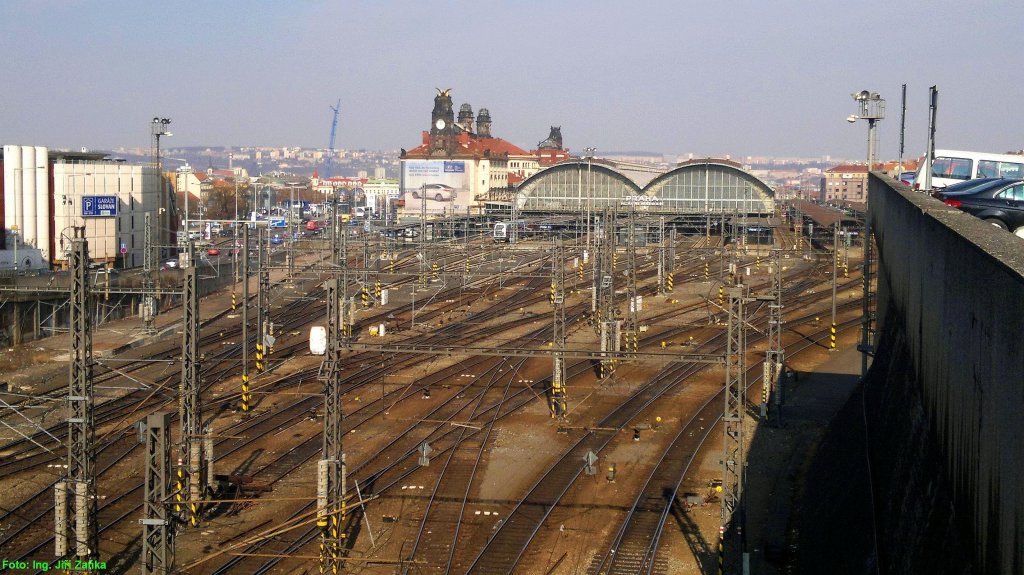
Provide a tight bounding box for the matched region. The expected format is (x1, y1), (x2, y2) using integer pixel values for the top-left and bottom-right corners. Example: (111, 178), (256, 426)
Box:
(607, 464), (617, 482)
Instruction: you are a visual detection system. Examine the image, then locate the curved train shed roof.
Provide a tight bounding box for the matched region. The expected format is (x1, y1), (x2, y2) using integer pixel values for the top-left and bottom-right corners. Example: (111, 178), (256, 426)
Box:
(515, 158), (775, 214)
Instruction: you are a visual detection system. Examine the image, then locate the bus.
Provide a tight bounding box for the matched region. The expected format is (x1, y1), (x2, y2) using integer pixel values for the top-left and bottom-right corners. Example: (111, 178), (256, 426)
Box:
(915, 149), (1024, 190)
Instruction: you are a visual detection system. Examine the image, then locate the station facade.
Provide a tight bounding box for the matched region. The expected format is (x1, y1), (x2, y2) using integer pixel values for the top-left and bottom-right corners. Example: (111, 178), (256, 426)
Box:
(397, 89), (775, 222)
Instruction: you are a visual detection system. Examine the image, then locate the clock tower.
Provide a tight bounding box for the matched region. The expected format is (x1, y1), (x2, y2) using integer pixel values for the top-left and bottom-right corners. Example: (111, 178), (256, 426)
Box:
(430, 88), (456, 156)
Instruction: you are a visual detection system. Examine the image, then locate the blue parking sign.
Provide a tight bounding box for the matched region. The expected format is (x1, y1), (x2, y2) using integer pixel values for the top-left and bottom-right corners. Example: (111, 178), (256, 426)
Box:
(82, 196), (118, 217)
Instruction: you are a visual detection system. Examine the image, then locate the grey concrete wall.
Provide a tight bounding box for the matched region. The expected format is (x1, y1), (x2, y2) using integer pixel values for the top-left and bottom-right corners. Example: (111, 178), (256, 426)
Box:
(869, 173), (1024, 573)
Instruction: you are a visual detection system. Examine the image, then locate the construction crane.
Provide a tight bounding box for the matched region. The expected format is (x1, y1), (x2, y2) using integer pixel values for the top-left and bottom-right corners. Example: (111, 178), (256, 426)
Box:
(325, 98), (340, 178)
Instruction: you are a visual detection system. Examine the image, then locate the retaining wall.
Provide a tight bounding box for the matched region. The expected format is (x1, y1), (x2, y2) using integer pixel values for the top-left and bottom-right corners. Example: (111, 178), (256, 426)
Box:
(869, 173), (1024, 573)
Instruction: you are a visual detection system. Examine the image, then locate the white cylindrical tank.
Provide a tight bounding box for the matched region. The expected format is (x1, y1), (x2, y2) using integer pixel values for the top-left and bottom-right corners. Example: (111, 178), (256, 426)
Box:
(4, 145), (22, 242)
(309, 326), (327, 355)
(21, 147), (36, 250)
(34, 146), (49, 261)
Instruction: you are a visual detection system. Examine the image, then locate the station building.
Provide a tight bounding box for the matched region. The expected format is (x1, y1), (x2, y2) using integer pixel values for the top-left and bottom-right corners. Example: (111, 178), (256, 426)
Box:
(1, 144), (172, 270)
(396, 90), (775, 225)
(398, 89), (569, 219)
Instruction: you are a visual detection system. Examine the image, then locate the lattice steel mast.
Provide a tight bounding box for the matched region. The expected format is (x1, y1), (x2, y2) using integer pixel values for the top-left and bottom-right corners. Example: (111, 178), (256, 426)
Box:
(317, 281), (347, 571)
(55, 229), (98, 568)
(179, 257), (204, 527)
(720, 282), (749, 573)
(550, 239), (567, 418)
(141, 412), (174, 575)
(762, 248), (784, 424)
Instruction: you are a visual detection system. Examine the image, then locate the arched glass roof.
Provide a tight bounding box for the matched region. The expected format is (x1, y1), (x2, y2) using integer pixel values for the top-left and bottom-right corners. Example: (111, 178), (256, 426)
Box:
(645, 161), (775, 213)
(515, 161), (641, 211)
(515, 159), (775, 214)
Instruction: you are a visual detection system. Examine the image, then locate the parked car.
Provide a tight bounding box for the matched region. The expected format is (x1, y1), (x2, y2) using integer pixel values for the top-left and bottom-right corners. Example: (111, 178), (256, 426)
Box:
(207, 248), (221, 256)
(410, 183), (456, 202)
(162, 259), (179, 269)
(933, 178), (1024, 236)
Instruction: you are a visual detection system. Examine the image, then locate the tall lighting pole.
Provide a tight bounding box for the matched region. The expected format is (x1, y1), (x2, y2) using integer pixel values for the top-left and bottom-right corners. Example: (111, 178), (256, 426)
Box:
(847, 90), (884, 378)
(148, 118), (171, 333)
(151, 118), (172, 253)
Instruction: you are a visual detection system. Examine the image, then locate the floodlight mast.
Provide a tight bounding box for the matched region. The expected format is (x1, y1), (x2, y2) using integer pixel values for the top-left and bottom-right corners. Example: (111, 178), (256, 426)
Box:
(847, 90), (885, 381)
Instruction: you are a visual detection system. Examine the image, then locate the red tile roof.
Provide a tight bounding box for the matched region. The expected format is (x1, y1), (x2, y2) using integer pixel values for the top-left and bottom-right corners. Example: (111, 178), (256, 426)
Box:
(403, 134), (530, 159)
(825, 164), (868, 173)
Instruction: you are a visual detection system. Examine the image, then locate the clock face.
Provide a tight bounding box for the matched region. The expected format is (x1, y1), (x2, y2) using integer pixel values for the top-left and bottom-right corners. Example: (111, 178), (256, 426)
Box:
(435, 119), (446, 130)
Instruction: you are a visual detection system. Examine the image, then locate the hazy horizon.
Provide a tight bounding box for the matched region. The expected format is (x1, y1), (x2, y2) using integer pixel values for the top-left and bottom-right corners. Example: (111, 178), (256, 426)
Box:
(2, 1), (1021, 161)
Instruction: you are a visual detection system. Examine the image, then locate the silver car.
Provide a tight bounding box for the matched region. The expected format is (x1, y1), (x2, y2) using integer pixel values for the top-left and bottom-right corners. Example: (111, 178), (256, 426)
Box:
(410, 183), (456, 202)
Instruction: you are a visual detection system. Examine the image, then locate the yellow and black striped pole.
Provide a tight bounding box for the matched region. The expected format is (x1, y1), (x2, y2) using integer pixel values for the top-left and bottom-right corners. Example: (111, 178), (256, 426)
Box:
(361, 286), (369, 308)
(718, 286), (724, 306)
(549, 283), (556, 305)
(431, 262), (439, 282)
(231, 290), (237, 311)
(578, 262), (584, 282)
(255, 343), (264, 372)
(174, 464), (184, 514)
(830, 322), (837, 350)
(666, 272), (674, 292)
(704, 261), (709, 281)
(718, 526), (725, 574)
(374, 280), (382, 301)
(241, 373), (250, 412)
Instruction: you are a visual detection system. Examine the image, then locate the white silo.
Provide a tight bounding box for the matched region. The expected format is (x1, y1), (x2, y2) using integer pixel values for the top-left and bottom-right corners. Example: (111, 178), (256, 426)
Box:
(20, 146), (36, 255)
(34, 146), (49, 261)
(3, 145), (22, 243)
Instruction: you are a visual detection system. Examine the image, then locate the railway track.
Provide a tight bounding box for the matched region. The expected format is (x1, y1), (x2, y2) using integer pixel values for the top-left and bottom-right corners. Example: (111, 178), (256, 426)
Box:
(0, 233), (855, 573)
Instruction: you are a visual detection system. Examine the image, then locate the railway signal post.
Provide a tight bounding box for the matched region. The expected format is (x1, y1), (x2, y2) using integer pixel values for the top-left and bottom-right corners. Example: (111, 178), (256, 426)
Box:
(55, 228), (98, 569)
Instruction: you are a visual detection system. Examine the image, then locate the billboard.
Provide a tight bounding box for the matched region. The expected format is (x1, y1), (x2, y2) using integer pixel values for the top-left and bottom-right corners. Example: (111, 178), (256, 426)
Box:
(81, 195), (118, 217)
(400, 160), (469, 217)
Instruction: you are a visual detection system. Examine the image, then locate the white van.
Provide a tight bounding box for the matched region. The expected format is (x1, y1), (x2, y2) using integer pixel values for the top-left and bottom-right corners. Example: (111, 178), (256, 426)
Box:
(915, 149), (1024, 190)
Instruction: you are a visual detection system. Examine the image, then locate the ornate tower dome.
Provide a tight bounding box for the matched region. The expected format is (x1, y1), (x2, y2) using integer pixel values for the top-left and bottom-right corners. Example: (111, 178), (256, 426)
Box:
(476, 107), (492, 138)
(458, 103), (474, 132)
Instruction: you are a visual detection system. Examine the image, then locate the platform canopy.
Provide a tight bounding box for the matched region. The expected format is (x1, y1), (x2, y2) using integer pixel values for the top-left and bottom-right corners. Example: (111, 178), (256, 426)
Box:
(514, 158), (775, 215)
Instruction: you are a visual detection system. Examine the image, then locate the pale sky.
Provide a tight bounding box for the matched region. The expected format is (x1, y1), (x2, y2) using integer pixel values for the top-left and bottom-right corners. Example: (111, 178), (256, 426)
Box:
(1, 0), (1021, 161)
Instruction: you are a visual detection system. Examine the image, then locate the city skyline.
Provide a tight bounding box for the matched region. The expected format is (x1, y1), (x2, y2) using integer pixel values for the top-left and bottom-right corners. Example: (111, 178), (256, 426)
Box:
(1, 1), (1021, 160)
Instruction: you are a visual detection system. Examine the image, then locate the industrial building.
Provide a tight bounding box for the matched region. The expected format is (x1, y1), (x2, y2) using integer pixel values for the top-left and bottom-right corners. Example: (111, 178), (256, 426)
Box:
(1, 145), (172, 270)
